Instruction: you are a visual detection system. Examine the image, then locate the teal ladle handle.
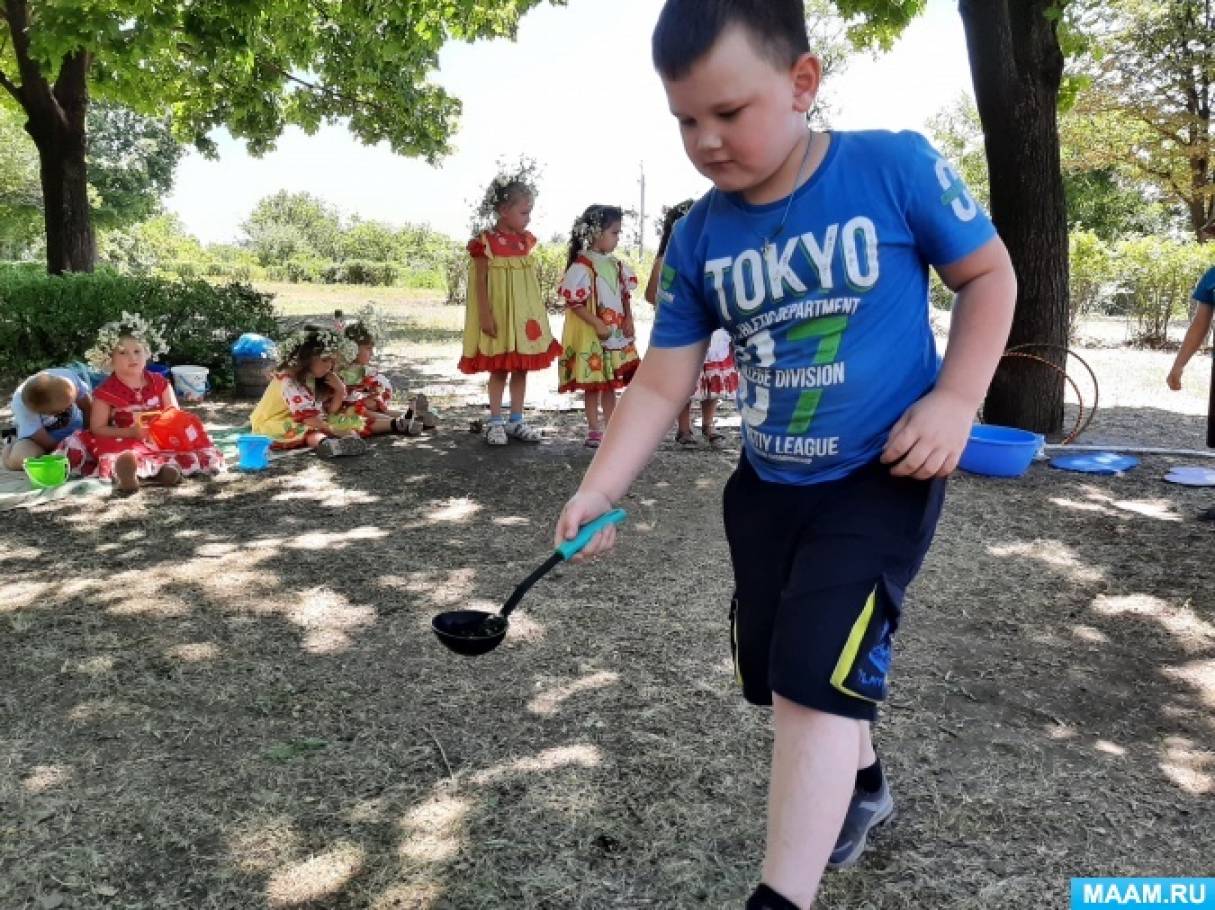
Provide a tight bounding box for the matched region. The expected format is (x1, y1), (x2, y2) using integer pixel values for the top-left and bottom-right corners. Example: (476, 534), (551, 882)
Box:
(555, 508), (628, 561)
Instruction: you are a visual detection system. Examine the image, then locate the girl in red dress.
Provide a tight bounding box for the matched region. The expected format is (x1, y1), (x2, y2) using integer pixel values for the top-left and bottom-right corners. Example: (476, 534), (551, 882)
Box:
(59, 313), (225, 492)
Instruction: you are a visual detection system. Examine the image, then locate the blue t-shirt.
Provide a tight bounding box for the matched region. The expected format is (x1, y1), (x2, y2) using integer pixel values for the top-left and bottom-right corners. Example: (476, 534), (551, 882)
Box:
(652, 130), (996, 485)
(11, 367), (90, 442)
(1193, 266), (1215, 306)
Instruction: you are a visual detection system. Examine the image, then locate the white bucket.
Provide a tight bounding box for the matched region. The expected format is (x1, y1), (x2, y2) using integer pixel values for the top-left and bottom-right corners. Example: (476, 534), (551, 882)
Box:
(170, 365), (209, 402)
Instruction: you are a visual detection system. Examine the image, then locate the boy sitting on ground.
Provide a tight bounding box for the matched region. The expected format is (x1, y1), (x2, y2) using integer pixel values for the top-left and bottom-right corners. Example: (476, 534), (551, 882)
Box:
(2, 369), (93, 470)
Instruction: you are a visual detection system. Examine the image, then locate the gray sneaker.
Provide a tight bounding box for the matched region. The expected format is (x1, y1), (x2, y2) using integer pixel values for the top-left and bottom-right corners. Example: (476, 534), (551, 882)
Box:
(827, 779), (895, 869)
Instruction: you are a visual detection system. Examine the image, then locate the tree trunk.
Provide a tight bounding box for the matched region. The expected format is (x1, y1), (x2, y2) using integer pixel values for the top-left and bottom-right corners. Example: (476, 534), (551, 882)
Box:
(31, 117), (94, 275)
(1, 0), (96, 274)
(959, 0), (1070, 435)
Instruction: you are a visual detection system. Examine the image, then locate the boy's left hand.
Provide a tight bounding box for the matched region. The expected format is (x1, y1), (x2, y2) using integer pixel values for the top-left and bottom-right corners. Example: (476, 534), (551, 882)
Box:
(881, 389), (977, 479)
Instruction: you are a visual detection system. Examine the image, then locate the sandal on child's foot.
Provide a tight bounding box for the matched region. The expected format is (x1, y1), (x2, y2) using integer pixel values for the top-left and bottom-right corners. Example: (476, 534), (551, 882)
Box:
(675, 431), (697, 446)
(506, 420), (543, 443)
(411, 393), (440, 431)
(485, 422), (508, 446)
(392, 415), (422, 437)
(584, 430), (604, 449)
(704, 429), (726, 447)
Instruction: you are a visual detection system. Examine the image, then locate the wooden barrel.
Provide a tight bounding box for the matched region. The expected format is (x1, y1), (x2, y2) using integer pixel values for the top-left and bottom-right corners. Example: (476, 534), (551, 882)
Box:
(233, 357), (276, 399)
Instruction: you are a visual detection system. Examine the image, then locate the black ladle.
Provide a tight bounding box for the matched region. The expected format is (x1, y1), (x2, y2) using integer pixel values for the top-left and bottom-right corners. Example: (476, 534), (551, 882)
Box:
(432, 509), (628, 656)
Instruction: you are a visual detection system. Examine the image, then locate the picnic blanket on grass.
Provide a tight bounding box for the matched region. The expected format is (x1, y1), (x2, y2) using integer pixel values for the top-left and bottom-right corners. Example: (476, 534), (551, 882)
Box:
(0, 425), (307, 512)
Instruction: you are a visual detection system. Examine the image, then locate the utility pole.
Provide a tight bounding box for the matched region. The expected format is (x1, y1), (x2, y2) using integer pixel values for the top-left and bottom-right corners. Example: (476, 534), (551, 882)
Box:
(638, 161), (646, 259)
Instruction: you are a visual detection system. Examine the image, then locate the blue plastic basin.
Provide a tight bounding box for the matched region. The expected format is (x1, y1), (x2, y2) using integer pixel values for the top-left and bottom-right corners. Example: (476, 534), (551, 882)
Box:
(236, 434), (272, 471)
(958, 424), (1043, 478)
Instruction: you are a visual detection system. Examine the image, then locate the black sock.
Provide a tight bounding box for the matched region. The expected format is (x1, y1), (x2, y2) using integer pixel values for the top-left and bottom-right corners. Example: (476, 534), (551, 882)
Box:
(746, 884), (800, 910)
(856, 756), (883, 794)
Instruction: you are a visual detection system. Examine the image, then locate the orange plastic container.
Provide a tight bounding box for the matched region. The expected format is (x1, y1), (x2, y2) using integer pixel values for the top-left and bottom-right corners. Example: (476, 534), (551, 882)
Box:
(145, 408), (212, 452)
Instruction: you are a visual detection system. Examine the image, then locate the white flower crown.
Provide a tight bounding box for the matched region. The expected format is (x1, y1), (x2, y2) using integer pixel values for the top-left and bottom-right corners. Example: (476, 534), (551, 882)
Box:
(280, 326), (358, 366)
(84, 311), (169, 372)
(346, 303), (389, 347)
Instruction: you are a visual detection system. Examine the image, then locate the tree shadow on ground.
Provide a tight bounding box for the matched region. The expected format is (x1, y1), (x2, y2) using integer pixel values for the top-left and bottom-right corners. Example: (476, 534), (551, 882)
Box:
(1, 402), (1211, 909)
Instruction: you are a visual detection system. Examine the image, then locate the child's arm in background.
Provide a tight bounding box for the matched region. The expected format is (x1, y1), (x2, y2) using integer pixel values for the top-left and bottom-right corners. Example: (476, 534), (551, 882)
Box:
(881, 236), (1016, 479)
(26, 427), (60, 451)
(568, 301), (612, 340)
(1167, 303), (1213, 390)
(162, 385), (180, 410)
(644, 257), (663, 306)
(554, 341), (707, 557)
(89, 399), (146, 441)
(474, 258), (496, 338)
(320, 373), (348, 414)
(77, 388), (93, 424)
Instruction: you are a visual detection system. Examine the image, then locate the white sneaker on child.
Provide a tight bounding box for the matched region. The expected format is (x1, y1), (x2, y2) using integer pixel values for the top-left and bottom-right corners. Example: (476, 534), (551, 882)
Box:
(505, 421), (542, 443)
(485, 422), (508, 446)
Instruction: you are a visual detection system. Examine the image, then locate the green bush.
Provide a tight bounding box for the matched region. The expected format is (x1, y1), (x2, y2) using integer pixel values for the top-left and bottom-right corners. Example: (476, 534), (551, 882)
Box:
(443, 243), (468, 306)
(1069, 231), (1115, 337)
(1113, 237), (1209, 346)
(399, 266), (446, 290)
(0, 273), (278, 386)
(0, 260), (46, 280)
(322, 259), (398, 286)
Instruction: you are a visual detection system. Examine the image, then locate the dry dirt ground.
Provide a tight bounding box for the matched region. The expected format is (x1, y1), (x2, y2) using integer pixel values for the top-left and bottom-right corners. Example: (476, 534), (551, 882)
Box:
(2, 301), (1213, 909)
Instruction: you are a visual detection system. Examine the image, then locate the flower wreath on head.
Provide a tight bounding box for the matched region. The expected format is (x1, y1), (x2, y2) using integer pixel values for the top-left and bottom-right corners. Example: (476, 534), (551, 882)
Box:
(473, 157), (541, 232)
(572, 207), (622, 252)
(279, 325), (358, 368)
(345, 303), (389, 348)
(84, 311), (169, 372)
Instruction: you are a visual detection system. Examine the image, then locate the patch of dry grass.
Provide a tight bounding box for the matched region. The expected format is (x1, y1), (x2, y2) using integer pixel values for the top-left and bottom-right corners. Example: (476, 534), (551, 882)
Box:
(1, 315), (1213, 908)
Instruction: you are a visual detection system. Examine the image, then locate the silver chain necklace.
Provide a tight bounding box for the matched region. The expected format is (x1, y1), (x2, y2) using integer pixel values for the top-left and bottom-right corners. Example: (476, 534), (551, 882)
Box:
(761, 131), (816, 258)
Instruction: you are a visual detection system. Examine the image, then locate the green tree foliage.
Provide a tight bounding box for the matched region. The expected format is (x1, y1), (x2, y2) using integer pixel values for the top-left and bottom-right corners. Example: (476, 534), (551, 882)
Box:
(0, 0), (561, 271)
(1069, 0), (1215, 240)
(928, 92), (1177, 240)
(241, 191), (342, 264)
(0, 105), (41, 256)
(86, 102), (184, 228)
(0, 101), (183, 255)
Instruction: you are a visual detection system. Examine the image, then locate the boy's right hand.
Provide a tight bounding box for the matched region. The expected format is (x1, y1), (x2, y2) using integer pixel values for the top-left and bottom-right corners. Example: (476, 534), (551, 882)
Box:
(1167, 367), (1183, 391)
(480, 312), (498, 338)
(555, 490), (616, 561)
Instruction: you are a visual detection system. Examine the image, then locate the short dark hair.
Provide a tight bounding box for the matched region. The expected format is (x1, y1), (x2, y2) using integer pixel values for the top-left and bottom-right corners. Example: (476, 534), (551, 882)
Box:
(653, 0), (810, 80)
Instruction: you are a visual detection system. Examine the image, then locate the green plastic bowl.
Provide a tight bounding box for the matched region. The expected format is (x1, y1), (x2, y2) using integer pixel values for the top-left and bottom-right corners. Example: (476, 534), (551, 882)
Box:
(24, 453), (69, 489)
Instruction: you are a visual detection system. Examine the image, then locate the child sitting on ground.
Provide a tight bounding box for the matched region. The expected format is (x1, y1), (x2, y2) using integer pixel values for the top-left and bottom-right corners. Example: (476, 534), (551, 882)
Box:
(2, 369), (93, 470)
(58, 312), (225, 492)
(250, 325), (407, 457)
(340, 307), (437, 436)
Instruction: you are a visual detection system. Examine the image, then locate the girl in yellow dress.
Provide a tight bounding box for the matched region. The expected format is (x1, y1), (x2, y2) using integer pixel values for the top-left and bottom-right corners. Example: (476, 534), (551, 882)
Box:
(459, 167), (562, 446)
(557, 205), (641, 448)
(251, 326), (406, 458)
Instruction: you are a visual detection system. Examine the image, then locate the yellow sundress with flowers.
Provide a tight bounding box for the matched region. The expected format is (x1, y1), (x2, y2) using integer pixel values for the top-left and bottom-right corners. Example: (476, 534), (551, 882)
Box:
(250, 373), (368, 449)
(557, 252), (641, 393)
(459, 229), (563, 374)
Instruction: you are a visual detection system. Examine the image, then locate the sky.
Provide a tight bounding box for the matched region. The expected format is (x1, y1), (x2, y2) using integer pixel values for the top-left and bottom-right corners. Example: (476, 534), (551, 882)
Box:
(164, 0), (974, 249)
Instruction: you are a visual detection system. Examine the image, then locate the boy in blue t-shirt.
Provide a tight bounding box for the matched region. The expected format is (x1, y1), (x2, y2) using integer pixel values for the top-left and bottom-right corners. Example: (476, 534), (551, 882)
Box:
(553, 1), (1016, 906)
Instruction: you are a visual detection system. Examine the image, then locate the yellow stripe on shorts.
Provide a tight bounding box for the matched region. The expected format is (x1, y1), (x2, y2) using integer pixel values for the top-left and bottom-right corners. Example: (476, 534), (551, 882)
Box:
(830, 588), (880, 703)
